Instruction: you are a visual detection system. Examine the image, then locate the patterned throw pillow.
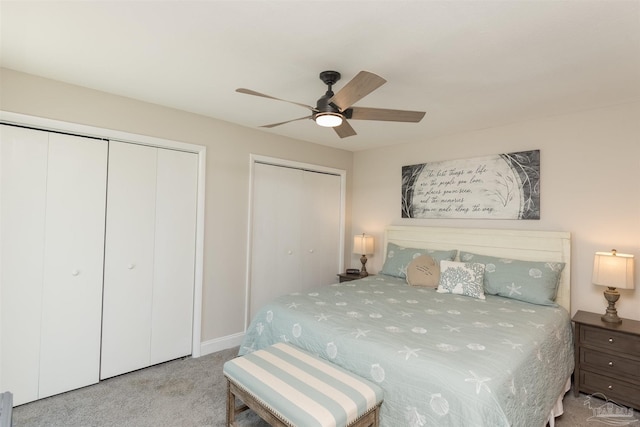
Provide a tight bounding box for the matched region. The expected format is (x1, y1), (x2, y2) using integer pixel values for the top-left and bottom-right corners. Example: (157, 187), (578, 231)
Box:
(381, 243), (457, 279)
(437, 260), (486, 300)
(459, 252), (565, 306)
(406, 255), (440, 288)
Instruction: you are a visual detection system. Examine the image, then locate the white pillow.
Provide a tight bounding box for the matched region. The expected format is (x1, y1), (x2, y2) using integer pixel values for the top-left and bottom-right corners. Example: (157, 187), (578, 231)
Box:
(437, 260), (486, 300)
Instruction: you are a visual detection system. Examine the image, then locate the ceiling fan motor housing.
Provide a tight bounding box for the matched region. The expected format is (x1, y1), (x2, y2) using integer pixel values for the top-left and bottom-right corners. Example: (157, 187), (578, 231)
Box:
(316, 71), (343, 117)
(316, 93), (338, 113)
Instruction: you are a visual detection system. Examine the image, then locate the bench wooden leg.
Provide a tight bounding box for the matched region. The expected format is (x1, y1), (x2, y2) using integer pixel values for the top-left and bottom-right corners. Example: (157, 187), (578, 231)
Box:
(350, 404), (381, 427)
(226, 379), (235, 427)
(226, 379), (255, 427)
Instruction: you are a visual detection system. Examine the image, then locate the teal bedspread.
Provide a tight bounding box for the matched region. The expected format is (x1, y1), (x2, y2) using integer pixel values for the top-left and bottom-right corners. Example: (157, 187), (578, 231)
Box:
(239, 275), (574, 427)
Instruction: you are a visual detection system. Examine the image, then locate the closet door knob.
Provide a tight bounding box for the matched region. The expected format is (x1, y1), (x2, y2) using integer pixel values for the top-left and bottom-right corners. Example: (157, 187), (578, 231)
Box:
(309, 249), (314, 253)
(287, 250), (293, 255)
(128, 264), (135, 270)
(71, 270), (80, 276)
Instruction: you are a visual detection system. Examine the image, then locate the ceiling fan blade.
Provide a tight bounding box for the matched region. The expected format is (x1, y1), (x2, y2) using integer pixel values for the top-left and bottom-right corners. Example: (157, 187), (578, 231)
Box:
(349, 106), (426, 123)
(260, 116), (312, 128)
(333, 120), (357, 138)
(329, 71), (387, 111)
(236, 88), (316, 111)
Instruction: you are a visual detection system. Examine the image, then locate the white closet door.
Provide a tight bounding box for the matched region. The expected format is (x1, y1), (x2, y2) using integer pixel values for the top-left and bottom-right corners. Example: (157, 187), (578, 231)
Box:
(150, 148), (198, 364)
(249, 164), (303, 319)
(275, 168), (304, 293)
(1, 126), (107, 405)
(101, 142), (157, 379)
(102, 142), (198, 378)
(302, 171), (341, 288)
(249, 163), (341, 320)
(0, 125), (49, 405)
(39, 133), (107, 398)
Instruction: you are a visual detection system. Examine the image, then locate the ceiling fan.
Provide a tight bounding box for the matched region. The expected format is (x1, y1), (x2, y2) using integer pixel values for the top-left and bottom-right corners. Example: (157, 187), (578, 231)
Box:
(236, 71), (426, 138)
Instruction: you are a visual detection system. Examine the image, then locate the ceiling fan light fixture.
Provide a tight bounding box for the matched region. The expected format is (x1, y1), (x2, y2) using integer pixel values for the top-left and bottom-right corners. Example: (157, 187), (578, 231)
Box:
(314, 112), (343, 128)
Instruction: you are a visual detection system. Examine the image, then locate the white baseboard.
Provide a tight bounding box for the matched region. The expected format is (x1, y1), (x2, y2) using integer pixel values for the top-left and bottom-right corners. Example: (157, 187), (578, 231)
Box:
(197, 332), (245, 357)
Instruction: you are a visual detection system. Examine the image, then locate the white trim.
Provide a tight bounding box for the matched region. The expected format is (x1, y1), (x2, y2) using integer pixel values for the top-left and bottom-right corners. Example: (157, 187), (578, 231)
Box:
(191, 146), (206, 358)
(0, 111), (206, 358)
(199, 332), (245, 356)
(0, 112), (201, 153)
(245, 154), (346, 330)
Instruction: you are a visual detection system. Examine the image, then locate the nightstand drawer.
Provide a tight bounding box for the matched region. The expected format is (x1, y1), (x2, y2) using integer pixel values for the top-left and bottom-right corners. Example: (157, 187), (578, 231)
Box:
(580, 347), (640, 379)
(581, 325), (640, 354)
(580, 370), (640, 409)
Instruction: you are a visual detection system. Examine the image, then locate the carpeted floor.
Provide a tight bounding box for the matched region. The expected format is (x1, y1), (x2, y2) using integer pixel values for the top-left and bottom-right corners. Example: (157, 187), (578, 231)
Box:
(11, 346), (639, 427)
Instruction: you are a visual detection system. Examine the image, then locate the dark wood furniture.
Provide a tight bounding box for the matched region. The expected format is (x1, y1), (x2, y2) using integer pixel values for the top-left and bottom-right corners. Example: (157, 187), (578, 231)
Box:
(573, 310), (640, 410)
(337, 273), (369, 283)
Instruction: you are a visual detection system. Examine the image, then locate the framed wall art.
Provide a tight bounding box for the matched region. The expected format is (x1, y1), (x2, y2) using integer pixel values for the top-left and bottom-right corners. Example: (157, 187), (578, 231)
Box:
(402, 150), (540, 219)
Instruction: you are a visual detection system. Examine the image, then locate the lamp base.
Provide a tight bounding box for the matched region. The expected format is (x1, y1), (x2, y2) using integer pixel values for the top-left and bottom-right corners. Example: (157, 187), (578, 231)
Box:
(601, 287), (622, 324)
(601, 312), (622, 324)
(360, 254), (369, 277)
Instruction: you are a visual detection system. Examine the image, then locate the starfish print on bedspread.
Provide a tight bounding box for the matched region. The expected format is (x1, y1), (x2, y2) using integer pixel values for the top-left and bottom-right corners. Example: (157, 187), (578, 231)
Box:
(315, 313), (330, 321)
(398, 346), (421, 360)
(465, 370), (492, 394)
(352, 329), (370, 339)
(501, 339), (524, 352)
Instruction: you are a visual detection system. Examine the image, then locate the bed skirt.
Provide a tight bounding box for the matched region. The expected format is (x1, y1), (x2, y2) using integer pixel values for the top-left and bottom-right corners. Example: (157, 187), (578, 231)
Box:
(547, 377), (572, 427)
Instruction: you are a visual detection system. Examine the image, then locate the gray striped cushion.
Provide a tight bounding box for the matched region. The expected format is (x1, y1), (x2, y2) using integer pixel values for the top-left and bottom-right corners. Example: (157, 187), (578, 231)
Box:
(224, 343), (383, 427)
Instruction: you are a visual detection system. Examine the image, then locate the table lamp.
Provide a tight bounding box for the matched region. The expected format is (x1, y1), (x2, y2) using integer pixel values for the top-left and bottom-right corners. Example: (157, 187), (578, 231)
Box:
(354, 233), (374, 277)
(592, 249), (635, 324)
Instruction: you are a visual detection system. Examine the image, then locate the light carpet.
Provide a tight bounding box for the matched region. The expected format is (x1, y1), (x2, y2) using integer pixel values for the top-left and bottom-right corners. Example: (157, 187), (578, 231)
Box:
(12, 347), (639, 426)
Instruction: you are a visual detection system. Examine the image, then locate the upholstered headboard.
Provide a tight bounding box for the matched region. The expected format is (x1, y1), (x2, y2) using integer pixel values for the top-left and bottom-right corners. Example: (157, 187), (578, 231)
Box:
(384, 226), (571, 313)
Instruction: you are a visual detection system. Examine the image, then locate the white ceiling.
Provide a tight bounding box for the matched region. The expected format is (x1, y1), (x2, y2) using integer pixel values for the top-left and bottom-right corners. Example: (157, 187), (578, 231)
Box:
(1, 1), (639, 151)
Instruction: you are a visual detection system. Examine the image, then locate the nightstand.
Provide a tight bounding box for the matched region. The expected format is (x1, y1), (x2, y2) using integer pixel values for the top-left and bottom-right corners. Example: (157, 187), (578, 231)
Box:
(337, 273), (367, 283)
(573, 310), (640, 410)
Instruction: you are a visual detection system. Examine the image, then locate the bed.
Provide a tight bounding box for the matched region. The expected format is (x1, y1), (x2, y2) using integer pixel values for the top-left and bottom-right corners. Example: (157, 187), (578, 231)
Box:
(239, 226), (574, 427)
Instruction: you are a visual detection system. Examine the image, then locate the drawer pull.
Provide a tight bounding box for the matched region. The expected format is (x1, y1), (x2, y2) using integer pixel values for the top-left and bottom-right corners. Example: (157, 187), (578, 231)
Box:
(608, 338), (614, 343)
(608, 385), (613, 390)
(608, 361), (614, 367)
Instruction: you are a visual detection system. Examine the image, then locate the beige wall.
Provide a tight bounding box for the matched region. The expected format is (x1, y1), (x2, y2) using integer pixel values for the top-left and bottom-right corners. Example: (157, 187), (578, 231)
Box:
(0, 68), (354, 346)
(351, 101), (640, 321)
(3, 67), (639, 345)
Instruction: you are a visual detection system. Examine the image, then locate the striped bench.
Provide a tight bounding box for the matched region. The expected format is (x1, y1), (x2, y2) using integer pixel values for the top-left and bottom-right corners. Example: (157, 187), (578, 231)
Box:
(223, 343), (383, 427)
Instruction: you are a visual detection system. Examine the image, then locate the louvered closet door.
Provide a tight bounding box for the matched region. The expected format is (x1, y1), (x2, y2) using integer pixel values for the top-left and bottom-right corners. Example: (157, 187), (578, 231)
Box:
(101, 142), (198, 379)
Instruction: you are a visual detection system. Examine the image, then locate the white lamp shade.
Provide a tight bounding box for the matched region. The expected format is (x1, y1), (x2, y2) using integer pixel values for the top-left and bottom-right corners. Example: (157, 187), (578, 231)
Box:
(354, 234), (374, 255)
(592, 251), (635, 290)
